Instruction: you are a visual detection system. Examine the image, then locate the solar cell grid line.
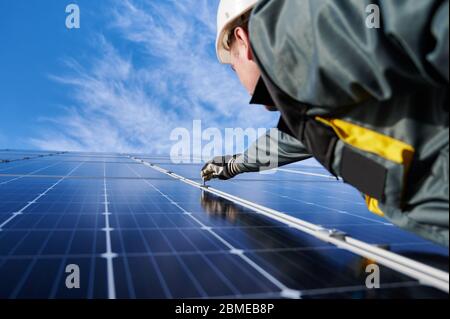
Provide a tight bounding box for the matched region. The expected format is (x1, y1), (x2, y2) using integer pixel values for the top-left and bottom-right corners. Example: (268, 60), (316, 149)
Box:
(119, 200), (242, 298)
(124, 165), (440, 298)
(149, 209), (277, 296)
(29, 160), (144, 165)
(139, 229), (209, 298)
(253, 173), (355, 195)
(290, 181), (354, 196)
(0, 159), (50, 173)
(0, 162), (85, 231)
(0, 174), (178, 182)
(0, 160), (71, 176)
(0, 159), (118, 298)
(241, 178), (432, 238)
(43, 185), (100, 299)
(246, 182), (390, 225)
(274, 178), (360, 198)
(0, 162), (86, 298)
(57, 154), (130, 160)
(108, 182), (173, 299)
(120, 186), (264, 299)
(322, 195), (367, 206)
(221, 177), (380, 221)
(9, 180), (84, 299)
(0, 161), (63, 186)
(126, 164), (302, 299)
(102, 162), (117, 299)
(121, 171), (285, 297)
(208, 182), (449, 291)
(264, 177), (368, 207)
(108, 185), (238, 299)
(0, 152), (446, 298)
(276, 168), (337, 179)
(166, 235), (243, 297)
(130, 157), (449, 293)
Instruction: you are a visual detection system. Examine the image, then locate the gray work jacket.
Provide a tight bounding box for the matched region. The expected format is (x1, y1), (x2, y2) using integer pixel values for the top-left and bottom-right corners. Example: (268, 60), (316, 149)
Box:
(247, 0), (449, 245)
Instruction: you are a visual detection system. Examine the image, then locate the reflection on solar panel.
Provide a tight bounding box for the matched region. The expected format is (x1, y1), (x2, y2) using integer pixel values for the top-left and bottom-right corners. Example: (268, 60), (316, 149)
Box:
(0, 150), (448, 299)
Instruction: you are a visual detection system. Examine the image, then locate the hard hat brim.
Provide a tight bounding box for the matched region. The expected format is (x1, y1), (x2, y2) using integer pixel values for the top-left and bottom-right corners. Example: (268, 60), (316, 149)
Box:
(216, 28), (232, 64)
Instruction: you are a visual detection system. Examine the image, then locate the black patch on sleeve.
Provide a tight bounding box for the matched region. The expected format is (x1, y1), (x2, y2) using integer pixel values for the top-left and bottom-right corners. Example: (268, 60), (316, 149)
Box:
(303, 120), (338, 175)
(340, 146), (387, 201)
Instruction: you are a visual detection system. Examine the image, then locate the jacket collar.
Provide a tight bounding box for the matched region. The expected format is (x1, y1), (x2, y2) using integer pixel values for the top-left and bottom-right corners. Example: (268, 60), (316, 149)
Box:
(249, 77), (275, 107)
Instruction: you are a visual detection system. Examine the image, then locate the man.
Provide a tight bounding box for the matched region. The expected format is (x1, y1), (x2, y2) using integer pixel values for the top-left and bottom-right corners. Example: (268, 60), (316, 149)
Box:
(201, 2), (312, 182)
(202, 0), (449, 246)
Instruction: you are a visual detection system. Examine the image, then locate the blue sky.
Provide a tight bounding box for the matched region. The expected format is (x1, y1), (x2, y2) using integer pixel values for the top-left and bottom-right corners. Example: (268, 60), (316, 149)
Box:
(0, 0), (280, 154)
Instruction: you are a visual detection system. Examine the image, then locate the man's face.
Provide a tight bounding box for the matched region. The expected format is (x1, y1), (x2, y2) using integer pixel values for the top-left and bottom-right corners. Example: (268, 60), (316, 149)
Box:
(228, 28), (277, 112)
(229, 28), (261, 96)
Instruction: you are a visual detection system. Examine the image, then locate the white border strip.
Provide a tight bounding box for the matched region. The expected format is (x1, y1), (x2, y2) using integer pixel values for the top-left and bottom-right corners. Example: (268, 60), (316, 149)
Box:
(131, 157), (449, 293)
(102, 163), (117, 299)
(277, 168), (337, 179)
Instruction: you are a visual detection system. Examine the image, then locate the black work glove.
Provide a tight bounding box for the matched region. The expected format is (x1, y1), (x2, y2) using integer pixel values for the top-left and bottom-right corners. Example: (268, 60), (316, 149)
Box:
(201, 155), (242, 182)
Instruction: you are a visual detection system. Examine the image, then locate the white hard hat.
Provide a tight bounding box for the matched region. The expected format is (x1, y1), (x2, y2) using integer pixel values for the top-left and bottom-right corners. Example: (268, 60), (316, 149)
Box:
(216, 0), (258, 64)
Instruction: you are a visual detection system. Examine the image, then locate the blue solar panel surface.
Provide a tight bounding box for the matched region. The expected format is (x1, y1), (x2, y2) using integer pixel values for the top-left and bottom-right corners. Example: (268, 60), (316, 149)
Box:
(0, 151), (447, 299)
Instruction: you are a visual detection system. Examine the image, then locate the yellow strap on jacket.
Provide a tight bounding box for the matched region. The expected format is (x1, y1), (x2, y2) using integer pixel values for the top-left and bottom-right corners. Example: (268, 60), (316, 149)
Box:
(316, 117), (415, 217)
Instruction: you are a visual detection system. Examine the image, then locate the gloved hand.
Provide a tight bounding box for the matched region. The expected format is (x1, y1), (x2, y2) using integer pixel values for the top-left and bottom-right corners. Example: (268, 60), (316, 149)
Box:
(201, 155), (242, 182)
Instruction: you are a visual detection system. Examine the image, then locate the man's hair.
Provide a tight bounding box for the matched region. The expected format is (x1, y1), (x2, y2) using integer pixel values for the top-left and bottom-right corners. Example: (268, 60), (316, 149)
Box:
(226, 10), (252, 50)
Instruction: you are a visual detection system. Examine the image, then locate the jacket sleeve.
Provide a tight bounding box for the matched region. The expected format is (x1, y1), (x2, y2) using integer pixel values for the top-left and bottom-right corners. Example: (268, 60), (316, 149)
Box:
(249, 0), (449, 108)
(235, 128), (312, 173)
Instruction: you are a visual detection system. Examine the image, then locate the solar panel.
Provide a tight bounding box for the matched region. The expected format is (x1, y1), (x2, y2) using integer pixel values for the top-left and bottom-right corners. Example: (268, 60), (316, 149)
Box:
(0, 150), (447, 299)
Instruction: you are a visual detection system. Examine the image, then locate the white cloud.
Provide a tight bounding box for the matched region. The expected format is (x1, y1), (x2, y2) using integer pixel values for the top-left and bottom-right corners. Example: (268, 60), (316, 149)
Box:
(31, 0), (278, 154)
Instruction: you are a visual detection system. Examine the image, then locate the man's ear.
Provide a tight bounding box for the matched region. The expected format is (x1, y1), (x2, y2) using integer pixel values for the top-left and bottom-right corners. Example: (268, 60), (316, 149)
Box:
(234, 27), (253, 61)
